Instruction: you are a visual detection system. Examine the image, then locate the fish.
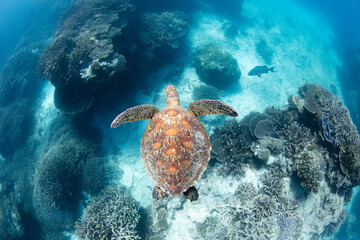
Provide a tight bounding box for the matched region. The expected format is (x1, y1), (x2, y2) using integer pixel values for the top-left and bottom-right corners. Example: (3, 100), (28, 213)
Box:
(248, 66), (275, 77)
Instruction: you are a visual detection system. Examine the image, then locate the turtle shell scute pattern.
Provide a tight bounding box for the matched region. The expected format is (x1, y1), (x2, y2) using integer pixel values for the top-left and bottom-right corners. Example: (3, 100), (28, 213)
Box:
(141, 106), (211, 196)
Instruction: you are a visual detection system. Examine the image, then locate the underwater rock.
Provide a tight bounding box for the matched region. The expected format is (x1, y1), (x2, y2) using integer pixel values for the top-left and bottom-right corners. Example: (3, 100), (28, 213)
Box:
(194, 44), (241, 89)
(75, 186), (141, 240)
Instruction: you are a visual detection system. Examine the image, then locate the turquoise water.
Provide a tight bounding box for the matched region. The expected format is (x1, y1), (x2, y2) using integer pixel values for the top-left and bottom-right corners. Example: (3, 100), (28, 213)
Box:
(0, 0), (360, 239)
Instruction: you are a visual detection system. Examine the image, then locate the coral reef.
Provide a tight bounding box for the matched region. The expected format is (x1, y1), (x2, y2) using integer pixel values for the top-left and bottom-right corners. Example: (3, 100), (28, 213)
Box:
(38, 0), (135, 114)
(192, 84), (222, 100)
(0, 193), (23, 239)
(0, 100), (34, 160)
(0, 49), (41, 107)
(260, 161), (286, 199)
(38, 0), (190, 114)
(290, 83), (360, 192)
(194, 44), (241, 89)
(210, 119), (253, 176)
(295, 150), (322, 193)
(136, 11), (188, 69)
(32, 115), (106, 237)
(75, 186), (141, 240)
(0, 48), (42, 161)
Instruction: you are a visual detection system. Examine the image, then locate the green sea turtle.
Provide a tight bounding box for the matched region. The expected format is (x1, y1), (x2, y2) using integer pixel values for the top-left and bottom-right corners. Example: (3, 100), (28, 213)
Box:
(111, 85), (238, 201)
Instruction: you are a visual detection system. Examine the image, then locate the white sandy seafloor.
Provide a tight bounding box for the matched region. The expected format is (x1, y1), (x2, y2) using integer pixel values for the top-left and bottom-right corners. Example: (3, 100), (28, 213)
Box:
(102, 0), (348, 239)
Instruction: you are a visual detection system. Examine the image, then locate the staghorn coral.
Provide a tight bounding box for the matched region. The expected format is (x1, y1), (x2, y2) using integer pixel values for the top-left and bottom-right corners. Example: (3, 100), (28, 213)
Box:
(295, 150), (321, 193)
(234, 182), (258, 202)
(261, 163), (285, 199)
(210, 119), (254, 176)
(253, 194), (277, 219)
(277, 212), (303, 240)
(194, 44), (241, 90)
(75, 186), (140, 240)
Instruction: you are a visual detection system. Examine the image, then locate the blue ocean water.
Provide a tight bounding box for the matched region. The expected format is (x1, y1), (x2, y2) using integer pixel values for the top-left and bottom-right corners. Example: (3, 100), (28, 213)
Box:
(1, 0), (360, 239)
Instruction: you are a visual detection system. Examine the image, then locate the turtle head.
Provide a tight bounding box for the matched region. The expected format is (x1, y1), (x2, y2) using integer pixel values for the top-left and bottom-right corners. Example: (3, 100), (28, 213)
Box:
(165, 85), (180, 107)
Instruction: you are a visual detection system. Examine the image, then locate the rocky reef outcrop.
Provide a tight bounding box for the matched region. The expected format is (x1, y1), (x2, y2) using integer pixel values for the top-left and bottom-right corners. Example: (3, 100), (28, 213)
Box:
(38, 0), (189, 114)
(194, 44), (241, 90)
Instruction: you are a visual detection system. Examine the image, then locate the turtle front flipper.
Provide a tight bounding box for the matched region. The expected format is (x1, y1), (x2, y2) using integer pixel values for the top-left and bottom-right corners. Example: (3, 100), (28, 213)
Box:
(188, 99), (238, 117)
(111, 104), (159, 128)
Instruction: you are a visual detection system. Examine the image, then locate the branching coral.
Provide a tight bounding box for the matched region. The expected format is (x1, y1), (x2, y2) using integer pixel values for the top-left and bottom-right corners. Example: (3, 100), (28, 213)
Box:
(277, 212), (303, 240)
(295, 150), (321, 193)
(210, 119), (254, 176)
(261, 164), (285, 199)
(234, 182), (257, 202)
(75, 186), (141, 240)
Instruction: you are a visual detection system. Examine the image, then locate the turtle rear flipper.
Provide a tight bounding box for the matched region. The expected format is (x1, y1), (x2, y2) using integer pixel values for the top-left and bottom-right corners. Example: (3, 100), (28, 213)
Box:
(188, 99), (238, 117)
(184, 186), (199, 201)
(111, 104), (159, 128)
(152, 186), (165, 200)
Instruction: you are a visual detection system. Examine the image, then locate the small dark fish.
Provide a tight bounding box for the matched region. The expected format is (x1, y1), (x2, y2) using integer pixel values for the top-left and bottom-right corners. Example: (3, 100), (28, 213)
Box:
(248, 66), (275, 77)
